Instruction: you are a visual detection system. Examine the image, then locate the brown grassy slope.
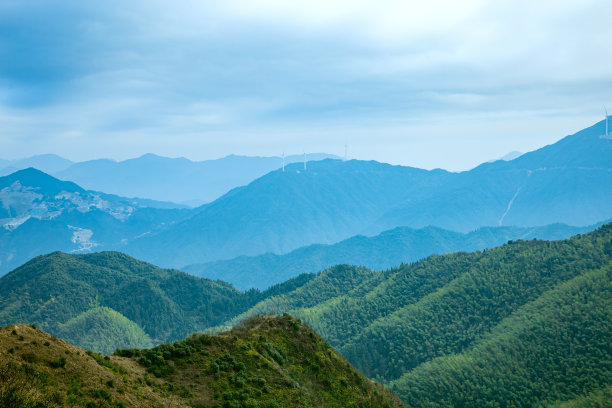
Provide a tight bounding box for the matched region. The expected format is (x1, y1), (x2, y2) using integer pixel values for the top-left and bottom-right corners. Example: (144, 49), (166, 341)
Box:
(0, 315), (405, 408)
(0, 323), (181, 407)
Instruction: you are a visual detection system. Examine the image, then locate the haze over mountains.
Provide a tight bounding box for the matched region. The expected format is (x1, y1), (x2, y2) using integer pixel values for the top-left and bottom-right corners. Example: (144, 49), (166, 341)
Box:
(125, 119), (612, 268)
(0, 154), (75, 177)
(1, 153), (339, 206)
(1, 119), (611, 278)
(0, 168), (189, 274)
(185, 222), (605, 290)
(488, 150), (523, 162)
(3, 0), (611, 405)
(0, 119), (611, 407)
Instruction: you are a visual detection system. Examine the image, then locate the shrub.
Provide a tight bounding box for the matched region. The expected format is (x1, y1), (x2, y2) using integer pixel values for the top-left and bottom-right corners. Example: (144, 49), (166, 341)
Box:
(91, 388), (111, 400)
(49, 356), (66, 368)
(21, 353), (37, 363)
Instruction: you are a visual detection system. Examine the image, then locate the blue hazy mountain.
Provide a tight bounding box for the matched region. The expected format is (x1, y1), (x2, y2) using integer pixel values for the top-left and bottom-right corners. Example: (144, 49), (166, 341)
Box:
(124, 160), (450, 267)
(371, 118), (612, 233)
(123, 119), (612, 269)
(184, 222), (605, 290)
(4, 120), (611, 276)
(0, 154), (74, 176)
(0, 168), (189, 274)
(55, 153), (339, 206)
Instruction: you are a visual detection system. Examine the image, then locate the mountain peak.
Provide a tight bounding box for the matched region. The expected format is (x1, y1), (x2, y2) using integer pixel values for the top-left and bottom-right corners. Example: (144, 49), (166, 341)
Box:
(133, 153), (192, 163)
(0, 154), (74, 175)
(0, 167), (84, 194)
(474, 119), (612, 172)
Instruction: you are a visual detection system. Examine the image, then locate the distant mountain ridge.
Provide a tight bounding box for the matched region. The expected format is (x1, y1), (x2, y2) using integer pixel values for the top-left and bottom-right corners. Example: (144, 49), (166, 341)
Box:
(123, 119), (612, 268)
(53, 152), (339, 206)
(124, 159), (449, 267)
(2, 119), (611, 276)
(1, 153), (340, 206)
(184, 222), (606, 290)
(0, 154), (74, 176)
(488, 150), (523, 162)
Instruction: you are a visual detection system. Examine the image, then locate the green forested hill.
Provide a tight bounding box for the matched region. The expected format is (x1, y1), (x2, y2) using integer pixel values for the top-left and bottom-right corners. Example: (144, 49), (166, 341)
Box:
(0, 251), (267, 352)
(549, 387), (612, 408)
(228, 224), (612, 407)
(54, 307), (153, 355)
(219, 265), (388, 330)
(389, 264), (611, 407)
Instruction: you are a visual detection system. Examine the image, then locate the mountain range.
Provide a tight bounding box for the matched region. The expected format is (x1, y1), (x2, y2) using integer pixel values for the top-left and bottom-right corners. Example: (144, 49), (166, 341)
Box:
(1, 153), (339, 206)
(0, 223), (609, 407)
(124, 118), (612, 268)
(1, 119), (611, 283)
(0, 168), (189, 274)
(0, 154), (75, 177)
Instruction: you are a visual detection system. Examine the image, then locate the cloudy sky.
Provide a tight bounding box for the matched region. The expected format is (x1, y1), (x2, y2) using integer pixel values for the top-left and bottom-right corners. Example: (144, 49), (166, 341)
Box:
(1, 0), (611, 171)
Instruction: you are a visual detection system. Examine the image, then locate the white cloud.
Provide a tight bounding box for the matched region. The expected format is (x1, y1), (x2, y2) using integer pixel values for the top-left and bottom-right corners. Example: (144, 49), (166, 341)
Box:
(0, 0), (611, 169)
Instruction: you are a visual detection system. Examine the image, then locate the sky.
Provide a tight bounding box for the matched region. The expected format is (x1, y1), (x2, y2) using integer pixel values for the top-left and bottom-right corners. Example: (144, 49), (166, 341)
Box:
(0, 0), (611, 171)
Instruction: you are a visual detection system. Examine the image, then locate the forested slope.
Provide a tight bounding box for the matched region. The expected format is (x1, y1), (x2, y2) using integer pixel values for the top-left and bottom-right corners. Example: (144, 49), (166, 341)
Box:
(0, 252), (265, 352)
(228, 224), (612, 407)
(389, 263), (611, 408)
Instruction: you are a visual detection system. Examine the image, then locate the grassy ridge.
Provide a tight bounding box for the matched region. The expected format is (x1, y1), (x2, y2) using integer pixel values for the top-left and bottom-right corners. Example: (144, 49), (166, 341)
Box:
(0, 316), (405, 408)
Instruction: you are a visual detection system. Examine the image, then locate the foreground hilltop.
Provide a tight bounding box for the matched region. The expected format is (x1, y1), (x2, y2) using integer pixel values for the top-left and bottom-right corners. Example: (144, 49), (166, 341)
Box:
(0, 315), (404, 408)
